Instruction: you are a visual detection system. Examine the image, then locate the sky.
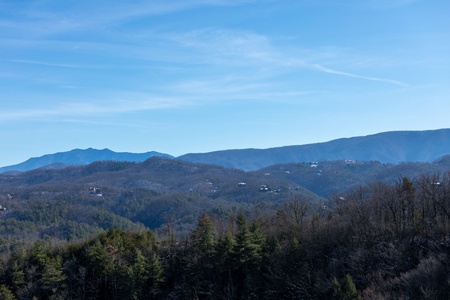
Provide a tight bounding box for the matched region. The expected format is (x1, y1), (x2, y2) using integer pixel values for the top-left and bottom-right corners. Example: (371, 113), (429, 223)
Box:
(1, 0), (450, 166)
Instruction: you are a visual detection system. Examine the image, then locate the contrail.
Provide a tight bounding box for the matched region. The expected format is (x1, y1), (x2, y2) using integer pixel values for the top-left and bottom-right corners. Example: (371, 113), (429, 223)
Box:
(313, 64), (409, 87)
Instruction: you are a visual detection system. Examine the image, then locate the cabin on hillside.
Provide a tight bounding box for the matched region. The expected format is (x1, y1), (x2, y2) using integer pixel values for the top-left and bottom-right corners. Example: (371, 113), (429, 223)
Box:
(89, 187), (103, 197)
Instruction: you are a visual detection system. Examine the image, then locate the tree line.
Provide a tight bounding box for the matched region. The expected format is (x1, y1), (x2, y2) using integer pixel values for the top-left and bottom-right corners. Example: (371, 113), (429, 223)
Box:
(0, 173), (450, 299)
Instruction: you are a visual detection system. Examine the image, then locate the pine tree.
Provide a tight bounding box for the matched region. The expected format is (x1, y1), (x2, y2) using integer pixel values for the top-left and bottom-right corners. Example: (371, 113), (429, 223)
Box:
(234, 212), (255, 265)
(341, 274), (358, 300)
(233, 213), (266, 267)
(191, 213), (216, 257)
(132, 248), (148, 292)
(10, 260), (25, 289)
(40, 256), (67, 296)
(216, 231), (235, 267)
(0, 285), (16, 300)
(231, 212), (267, 298)
(148, 253), (164, 298)
(331, 276), (342, 299)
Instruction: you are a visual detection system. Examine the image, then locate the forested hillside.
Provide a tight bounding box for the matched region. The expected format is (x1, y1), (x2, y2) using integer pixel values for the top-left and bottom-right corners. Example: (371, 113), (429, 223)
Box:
(0, 155), (450, 298)
(179, 129), (450, 170)
(1, 156), (450, 247)
(258, 155), (450, 197)
(0, 173), (449, 299)
(0, 157), (320, 246)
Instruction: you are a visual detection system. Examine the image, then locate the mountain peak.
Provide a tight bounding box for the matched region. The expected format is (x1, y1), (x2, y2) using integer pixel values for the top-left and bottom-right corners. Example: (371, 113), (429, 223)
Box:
(0, 148), (173, 173)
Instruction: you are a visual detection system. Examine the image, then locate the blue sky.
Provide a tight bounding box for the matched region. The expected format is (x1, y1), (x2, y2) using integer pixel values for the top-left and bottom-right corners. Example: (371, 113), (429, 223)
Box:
(1, 0), (449, 166)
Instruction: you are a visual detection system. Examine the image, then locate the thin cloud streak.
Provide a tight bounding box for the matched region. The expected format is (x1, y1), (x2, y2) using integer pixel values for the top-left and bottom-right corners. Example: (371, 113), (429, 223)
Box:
(0, 97), (190, 122)
(3, 2), (411, 90)
(313, 64), (410, 87)
(0, 78), (314, 123)
(165, 28), (275, 66)
(10, 59), (86, 69)
(1, 1), (258, 39)
(169, 28), (410, 87)
(1, 27), (411, 124)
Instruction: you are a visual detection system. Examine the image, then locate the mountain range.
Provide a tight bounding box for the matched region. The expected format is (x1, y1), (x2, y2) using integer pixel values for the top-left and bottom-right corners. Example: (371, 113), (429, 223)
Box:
(1, 128), (450, 173)
(1, 130), (449, 299)
(0, 148), (173, 173)
(1, 148), (449, 242)
(1, 130), (450, 244)
(179, 128), (450, 170)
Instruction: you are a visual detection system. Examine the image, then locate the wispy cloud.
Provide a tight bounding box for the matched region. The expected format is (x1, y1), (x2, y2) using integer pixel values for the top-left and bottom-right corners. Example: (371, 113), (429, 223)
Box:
(166, 29), (275, 64)
(167, 28), (409, 87)
(0, 96), (189, 122)
(1, 0), (411, 117)
(0, 0), (258, 39)
(1, 0), (410, 90)
(9, 59), (86, 69)
(312, 64), (410, 87)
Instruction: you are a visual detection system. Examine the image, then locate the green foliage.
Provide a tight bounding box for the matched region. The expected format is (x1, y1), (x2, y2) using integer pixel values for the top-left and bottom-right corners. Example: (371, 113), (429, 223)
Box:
(148, 253), (164, 297)
(9, 261), (25, 288)
(1, 162), (450, 298)
(0, 155), (322, 248)
(190, 213), (216, 256)
(342, 275), (358, 300)
(0, 285), (16, 300)
(215, 231), (235, 268)
(40, 256), (67, 296)
(0, 209), (449, 300)
(234, 213), (266, 264)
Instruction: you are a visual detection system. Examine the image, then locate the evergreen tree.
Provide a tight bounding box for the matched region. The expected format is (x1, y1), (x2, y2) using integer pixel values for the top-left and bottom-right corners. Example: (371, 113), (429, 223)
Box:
(191, 213), (216, 257)
(234, 212), (257, 265)
(215, 231), (235, 267)
(9, 260), (25, 290)
(132, 248), (148, 297)
(341, 274), (358, 300)
(148, 253), (164, 298)
(331, 276), (342, 299)
(232, 212), (267, 298)
(40, 255), (67, 297)
(86, 239), (115, 298)
(0, 285), (16, 300)
(184, 214), (218, 298)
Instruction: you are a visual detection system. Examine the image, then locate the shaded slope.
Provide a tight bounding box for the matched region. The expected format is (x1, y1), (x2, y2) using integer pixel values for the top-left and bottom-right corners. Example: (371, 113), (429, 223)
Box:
(178, 129), (450, 170)
(259, 155), (450, 197)
(0, 157), (321, 240)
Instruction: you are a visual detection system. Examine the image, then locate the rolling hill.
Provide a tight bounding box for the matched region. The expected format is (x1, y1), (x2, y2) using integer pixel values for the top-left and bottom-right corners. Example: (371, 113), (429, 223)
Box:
(256, 155), (450, 197)
(1, 152), (449, 243)
(0, 157), (320, 241)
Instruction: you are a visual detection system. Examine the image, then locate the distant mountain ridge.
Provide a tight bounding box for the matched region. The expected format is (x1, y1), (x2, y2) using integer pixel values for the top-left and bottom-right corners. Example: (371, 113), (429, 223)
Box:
(1, 129), (450, 173)
(0, 148), (173, 173)
(179, 129), (450, 170)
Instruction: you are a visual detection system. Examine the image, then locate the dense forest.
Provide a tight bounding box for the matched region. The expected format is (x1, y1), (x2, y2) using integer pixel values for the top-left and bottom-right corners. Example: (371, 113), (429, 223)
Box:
(0, 171), (450, 299)
(0, 157), (326, 247)
(1, 156), (449, 247)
